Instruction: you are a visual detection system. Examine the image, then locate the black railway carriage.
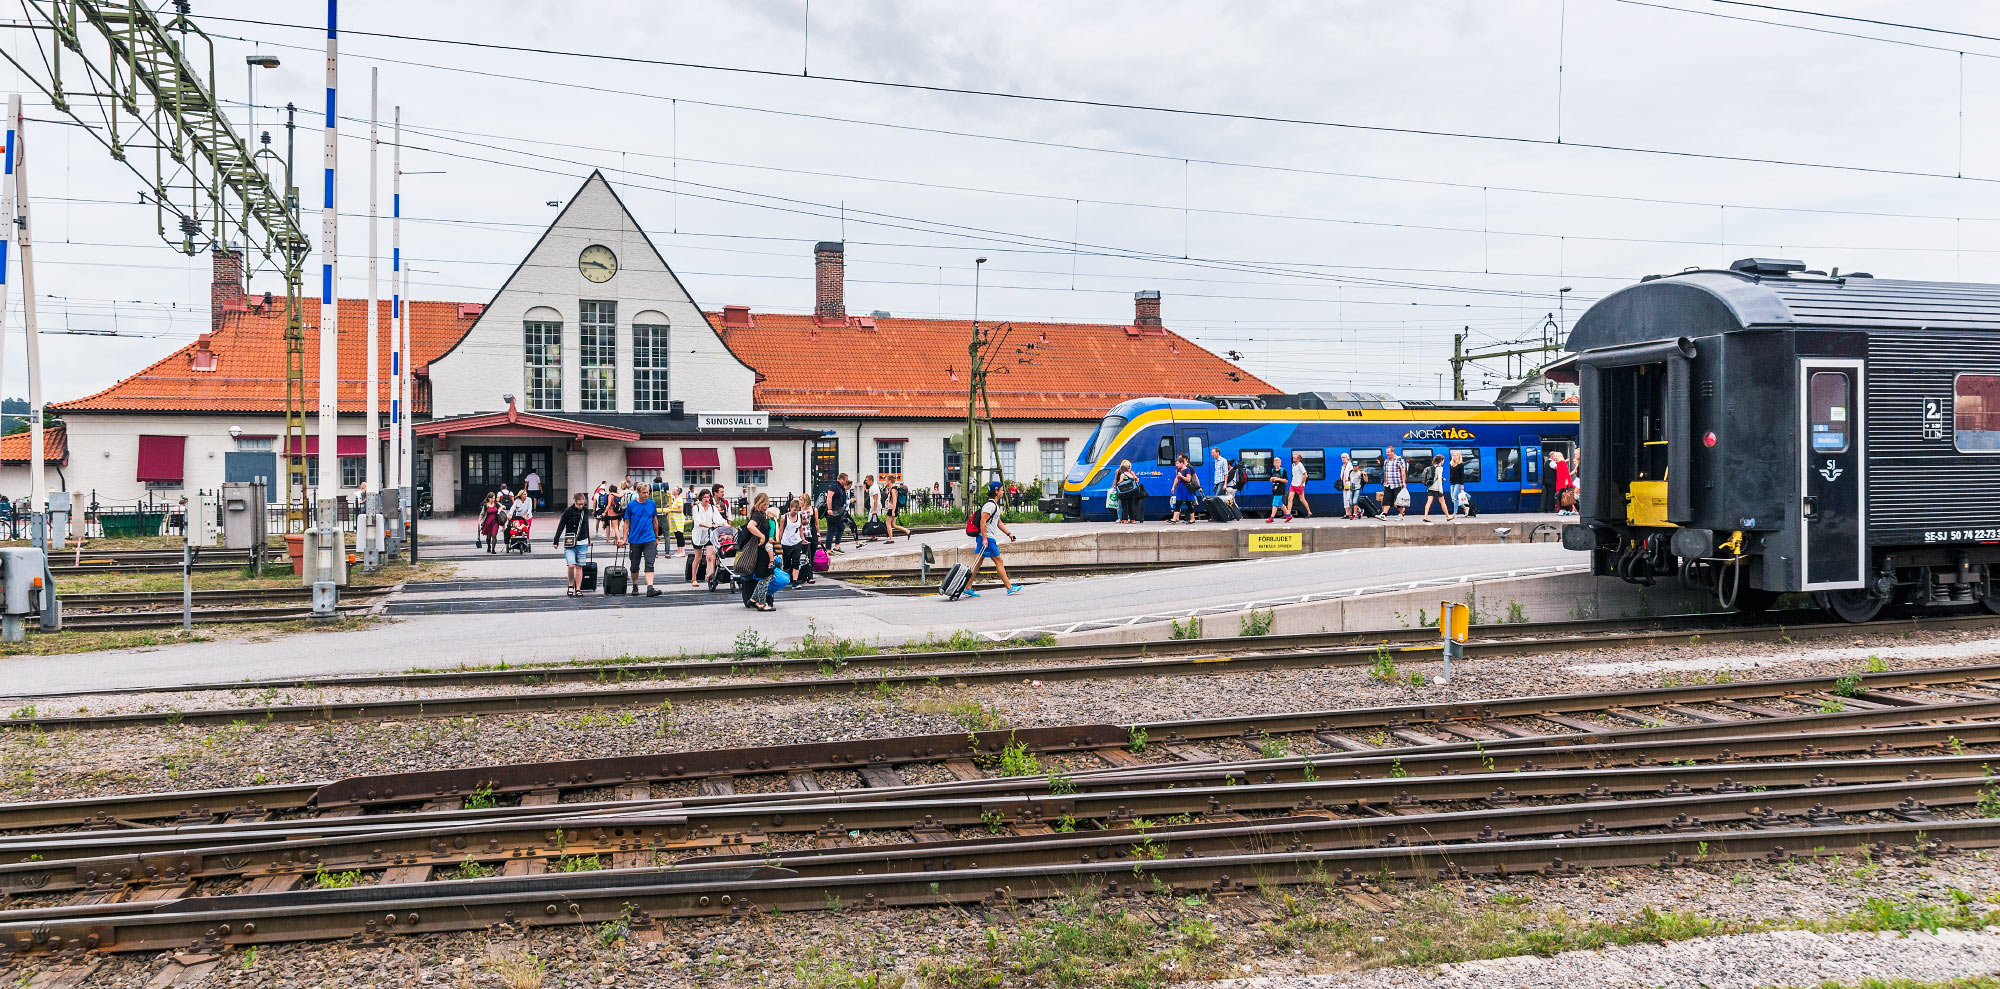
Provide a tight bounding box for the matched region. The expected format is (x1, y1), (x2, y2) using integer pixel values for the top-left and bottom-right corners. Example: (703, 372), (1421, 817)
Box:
(1561, 258), (2000, 622)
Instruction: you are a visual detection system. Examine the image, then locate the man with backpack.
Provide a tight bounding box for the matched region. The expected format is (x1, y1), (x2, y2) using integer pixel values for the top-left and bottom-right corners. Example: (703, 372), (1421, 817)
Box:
(962, 480), (1020, 597)
(821, 474), (857, 554)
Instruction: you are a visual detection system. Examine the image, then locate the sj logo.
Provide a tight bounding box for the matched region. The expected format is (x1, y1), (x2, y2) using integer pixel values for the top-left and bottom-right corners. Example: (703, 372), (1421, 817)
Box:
(1818, 459), (1844, 482)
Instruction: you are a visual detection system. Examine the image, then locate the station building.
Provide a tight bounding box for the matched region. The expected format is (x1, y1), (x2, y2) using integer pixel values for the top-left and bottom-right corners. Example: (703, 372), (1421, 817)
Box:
(43, 172), (1266, 513)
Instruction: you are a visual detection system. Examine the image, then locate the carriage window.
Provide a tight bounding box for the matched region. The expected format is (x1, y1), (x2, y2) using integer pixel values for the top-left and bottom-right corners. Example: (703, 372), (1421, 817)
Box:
(1401, 447), (1435, 471)
(1956, 373), (2000, 453)
(1239, 449), (1275, 479)
(1809, 371), (1851, 454)
(1495, 447), (1521, 482)
(1156, 435), (1176, 465)
(1297, 449), (1327, 481)
(1451, 448), (1482, 482)
(1349, 448), (1382, 484)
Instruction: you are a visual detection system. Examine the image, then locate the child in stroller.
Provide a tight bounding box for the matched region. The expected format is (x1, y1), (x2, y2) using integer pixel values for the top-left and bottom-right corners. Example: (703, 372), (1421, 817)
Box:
(505, 514), (534, 554)
(704, 525), (738, 590)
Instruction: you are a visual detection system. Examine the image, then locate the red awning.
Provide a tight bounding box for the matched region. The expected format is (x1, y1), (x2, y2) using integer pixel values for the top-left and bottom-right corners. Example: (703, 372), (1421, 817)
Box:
(135, 435), (185, 482)
(625, 447), (665, 470)
(681, 447), (720, 470)
(733, 446), (773, 470)
(283, 435), (368, 457)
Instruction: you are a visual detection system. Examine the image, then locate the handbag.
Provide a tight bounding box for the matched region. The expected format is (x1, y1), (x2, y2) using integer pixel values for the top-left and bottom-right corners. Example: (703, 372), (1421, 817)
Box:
(812, 548), (830, 572)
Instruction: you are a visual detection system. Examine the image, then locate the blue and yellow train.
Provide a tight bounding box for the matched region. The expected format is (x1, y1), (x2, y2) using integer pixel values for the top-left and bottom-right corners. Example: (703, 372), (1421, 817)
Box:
(1054, 394), (1580, 520)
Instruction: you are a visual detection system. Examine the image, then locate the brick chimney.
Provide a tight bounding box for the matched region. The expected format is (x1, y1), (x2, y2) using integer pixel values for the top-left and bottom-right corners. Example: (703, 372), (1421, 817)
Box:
(1134, 290), (1162, 327)
(211, 248), (244, 333)
(813, 241), (845, 325)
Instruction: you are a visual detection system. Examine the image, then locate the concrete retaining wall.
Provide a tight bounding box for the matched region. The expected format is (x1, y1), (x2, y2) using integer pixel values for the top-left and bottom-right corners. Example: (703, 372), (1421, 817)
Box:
(1054, 570), (1718, 648)
(840, 519), (1558, 572)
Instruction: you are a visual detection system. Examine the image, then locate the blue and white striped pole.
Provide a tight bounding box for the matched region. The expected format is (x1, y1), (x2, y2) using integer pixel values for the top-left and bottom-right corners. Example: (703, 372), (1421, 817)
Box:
(390, 104), (403, 508)
(316, 0), (339, 520)
(363, 66), (380, 556)
(0, 96), (16, 433)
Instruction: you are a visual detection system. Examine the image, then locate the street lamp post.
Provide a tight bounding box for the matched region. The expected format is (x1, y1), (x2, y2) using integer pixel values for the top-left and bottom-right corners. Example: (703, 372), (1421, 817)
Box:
(245, 55), (279, 151)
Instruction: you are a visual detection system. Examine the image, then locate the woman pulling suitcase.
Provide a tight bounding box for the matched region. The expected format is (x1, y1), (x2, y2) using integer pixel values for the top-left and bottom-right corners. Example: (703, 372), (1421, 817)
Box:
(551, 492), (593, 597)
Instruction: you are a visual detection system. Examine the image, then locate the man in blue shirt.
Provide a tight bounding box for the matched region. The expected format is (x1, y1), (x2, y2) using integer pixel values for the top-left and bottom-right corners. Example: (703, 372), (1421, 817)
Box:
(625, 484), (662, 597)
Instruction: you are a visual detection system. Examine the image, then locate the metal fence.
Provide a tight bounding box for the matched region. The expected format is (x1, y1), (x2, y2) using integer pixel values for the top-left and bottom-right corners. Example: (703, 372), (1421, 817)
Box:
(70, 490), (359, 541)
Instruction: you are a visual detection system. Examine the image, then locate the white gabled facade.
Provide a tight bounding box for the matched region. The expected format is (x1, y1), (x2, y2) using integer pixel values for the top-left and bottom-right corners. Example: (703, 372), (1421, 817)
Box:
(429, 172), (757, 418)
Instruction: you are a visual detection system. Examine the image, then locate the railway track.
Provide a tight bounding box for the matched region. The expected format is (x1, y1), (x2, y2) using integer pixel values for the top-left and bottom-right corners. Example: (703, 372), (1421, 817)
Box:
(8, 611), (1998, 729)
(32, 586), (391, 632)
(3, 705), (1997, 954)
(7, 662), (1999, 829)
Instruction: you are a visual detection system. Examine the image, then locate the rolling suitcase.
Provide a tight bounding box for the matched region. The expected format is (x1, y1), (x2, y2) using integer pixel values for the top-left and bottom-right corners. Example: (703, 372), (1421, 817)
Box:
(603, 565), (629, 596)
(939, 562), (974, 600)
(1204, 496), (1239, 523)
(579, 561), (598, 593)
(1357, 494), (1383, 519)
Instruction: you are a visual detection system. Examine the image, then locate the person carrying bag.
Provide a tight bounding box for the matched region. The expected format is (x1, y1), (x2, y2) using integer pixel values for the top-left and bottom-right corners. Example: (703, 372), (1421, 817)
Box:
(551, 492), (592, 597)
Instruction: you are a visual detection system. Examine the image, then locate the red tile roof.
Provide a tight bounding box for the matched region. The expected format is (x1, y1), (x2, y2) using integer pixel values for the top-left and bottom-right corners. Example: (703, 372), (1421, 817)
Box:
(0, 424), (65, 464)
(713, 312), (1270, 419)
(55, 301), (476, 414)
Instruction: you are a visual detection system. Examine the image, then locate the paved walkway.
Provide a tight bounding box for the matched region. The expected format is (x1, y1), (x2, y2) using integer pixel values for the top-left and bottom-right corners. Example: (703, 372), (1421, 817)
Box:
(1, 531), (1575, 694)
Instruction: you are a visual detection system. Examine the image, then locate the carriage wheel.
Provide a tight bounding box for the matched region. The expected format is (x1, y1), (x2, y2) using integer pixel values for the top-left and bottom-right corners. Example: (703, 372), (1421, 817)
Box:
(1818, 589), (1884, 624)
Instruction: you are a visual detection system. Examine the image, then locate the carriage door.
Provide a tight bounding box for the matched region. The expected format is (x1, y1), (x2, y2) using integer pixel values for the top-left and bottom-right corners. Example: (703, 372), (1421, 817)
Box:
(1518, 436), (1544, 513)
(1179, 429), (1209, 486)
(1799, 359), (1866, 589)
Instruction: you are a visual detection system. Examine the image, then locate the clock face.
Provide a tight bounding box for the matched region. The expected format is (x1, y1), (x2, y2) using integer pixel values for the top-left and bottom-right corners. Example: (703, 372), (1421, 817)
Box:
(579, 245), (618, 283)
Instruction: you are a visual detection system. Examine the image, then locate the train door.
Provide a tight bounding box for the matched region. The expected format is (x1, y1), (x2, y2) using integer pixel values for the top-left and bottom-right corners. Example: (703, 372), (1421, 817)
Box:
(1540, 437), (1576, 512)
(1799, 359), (1866, 590)
(1178, 428), (1209, 481)
(1517, 436), (1544, 513)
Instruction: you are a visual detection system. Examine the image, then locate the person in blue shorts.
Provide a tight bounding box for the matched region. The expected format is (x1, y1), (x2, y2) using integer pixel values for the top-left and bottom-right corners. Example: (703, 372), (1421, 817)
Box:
(964, 480), (1020, 597)
(624, 483), (662, 597)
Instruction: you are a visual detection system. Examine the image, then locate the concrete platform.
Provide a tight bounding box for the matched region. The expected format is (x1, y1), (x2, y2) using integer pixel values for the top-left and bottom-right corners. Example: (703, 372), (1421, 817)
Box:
(6, 539), (1599, 694)
(828, 512), (1569, 571)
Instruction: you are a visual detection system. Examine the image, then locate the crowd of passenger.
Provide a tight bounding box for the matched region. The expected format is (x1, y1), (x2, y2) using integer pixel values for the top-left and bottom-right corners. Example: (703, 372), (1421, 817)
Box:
(527, 472), (947, 610)
(1107, 447), (1580, 523)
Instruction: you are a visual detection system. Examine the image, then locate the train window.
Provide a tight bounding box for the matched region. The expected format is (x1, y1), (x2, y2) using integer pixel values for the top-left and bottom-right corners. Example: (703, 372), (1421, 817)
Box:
(1297, 449), (1327, 481)
(1809, 372), (1851, 454)
(1401, 447), (1435, 471)
(1450, 448), (1482, 483)
(1956, 373), (2000, 453)
(1156, 435), (1175, 465)
(1186, 435), (1204, 463)
(1349, 448), (1382, 484)
(1495, 447), (1522, 482)
(1240, 449), (1275, 479)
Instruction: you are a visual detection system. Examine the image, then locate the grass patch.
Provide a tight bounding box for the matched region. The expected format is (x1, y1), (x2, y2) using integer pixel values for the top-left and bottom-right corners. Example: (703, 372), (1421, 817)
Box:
(919, 891), (1227, 988)
(790, 619), (878, 662)
(0, 627), (213, 657)
(1239, 608), (1275, 636)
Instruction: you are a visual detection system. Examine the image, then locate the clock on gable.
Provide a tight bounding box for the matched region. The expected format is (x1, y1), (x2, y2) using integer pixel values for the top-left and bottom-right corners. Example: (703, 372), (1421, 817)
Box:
(579, 244), (617, 283)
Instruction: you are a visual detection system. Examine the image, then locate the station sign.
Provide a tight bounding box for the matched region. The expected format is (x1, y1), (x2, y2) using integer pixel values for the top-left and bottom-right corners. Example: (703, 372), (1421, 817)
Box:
(699, 412), (769, 430)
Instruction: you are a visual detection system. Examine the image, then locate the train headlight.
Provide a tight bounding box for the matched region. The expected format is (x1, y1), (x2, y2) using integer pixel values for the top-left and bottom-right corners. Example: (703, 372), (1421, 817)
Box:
(1703, 431), (1717, 448)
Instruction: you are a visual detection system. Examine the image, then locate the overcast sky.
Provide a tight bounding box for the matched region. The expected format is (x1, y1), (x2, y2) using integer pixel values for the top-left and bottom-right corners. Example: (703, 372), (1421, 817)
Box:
(8, 0), (2000, 404)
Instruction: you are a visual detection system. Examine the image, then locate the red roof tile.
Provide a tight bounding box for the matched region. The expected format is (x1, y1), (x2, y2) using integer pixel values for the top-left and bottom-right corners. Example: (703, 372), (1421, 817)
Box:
(0, 424), (65, 464)
(55, 301), (475, 414)
(713, 312), (1269, 419)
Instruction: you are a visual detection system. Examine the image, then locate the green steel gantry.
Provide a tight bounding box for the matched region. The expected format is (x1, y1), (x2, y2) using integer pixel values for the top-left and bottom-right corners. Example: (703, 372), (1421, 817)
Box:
(1, 2), (311, 527)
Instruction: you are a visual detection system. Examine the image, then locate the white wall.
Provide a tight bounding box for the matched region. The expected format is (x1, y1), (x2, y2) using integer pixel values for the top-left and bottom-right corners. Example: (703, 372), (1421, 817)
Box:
(789, 418), (1095, 491)
(51, 412), (390, 507)
(428, 172), (757, 419)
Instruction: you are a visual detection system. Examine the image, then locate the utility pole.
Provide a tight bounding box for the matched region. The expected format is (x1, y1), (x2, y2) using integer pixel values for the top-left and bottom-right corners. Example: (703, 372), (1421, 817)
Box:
(17, 101), (44, 523)
(963, 257), (987, 497)
(1448, 315), (1564, 402)
(1451, 327), (1467, 401)
(283, 103), (306, 531)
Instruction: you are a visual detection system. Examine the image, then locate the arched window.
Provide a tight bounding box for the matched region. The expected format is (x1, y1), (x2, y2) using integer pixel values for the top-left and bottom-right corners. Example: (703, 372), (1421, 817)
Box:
(633, 312), (670, 412)
(522, 306), (562, 411)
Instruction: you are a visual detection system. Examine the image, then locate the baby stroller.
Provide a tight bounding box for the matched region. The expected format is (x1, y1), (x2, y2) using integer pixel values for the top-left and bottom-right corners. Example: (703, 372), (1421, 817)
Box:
(505, 515), (533, 554)
(705, 526), (739, 591)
